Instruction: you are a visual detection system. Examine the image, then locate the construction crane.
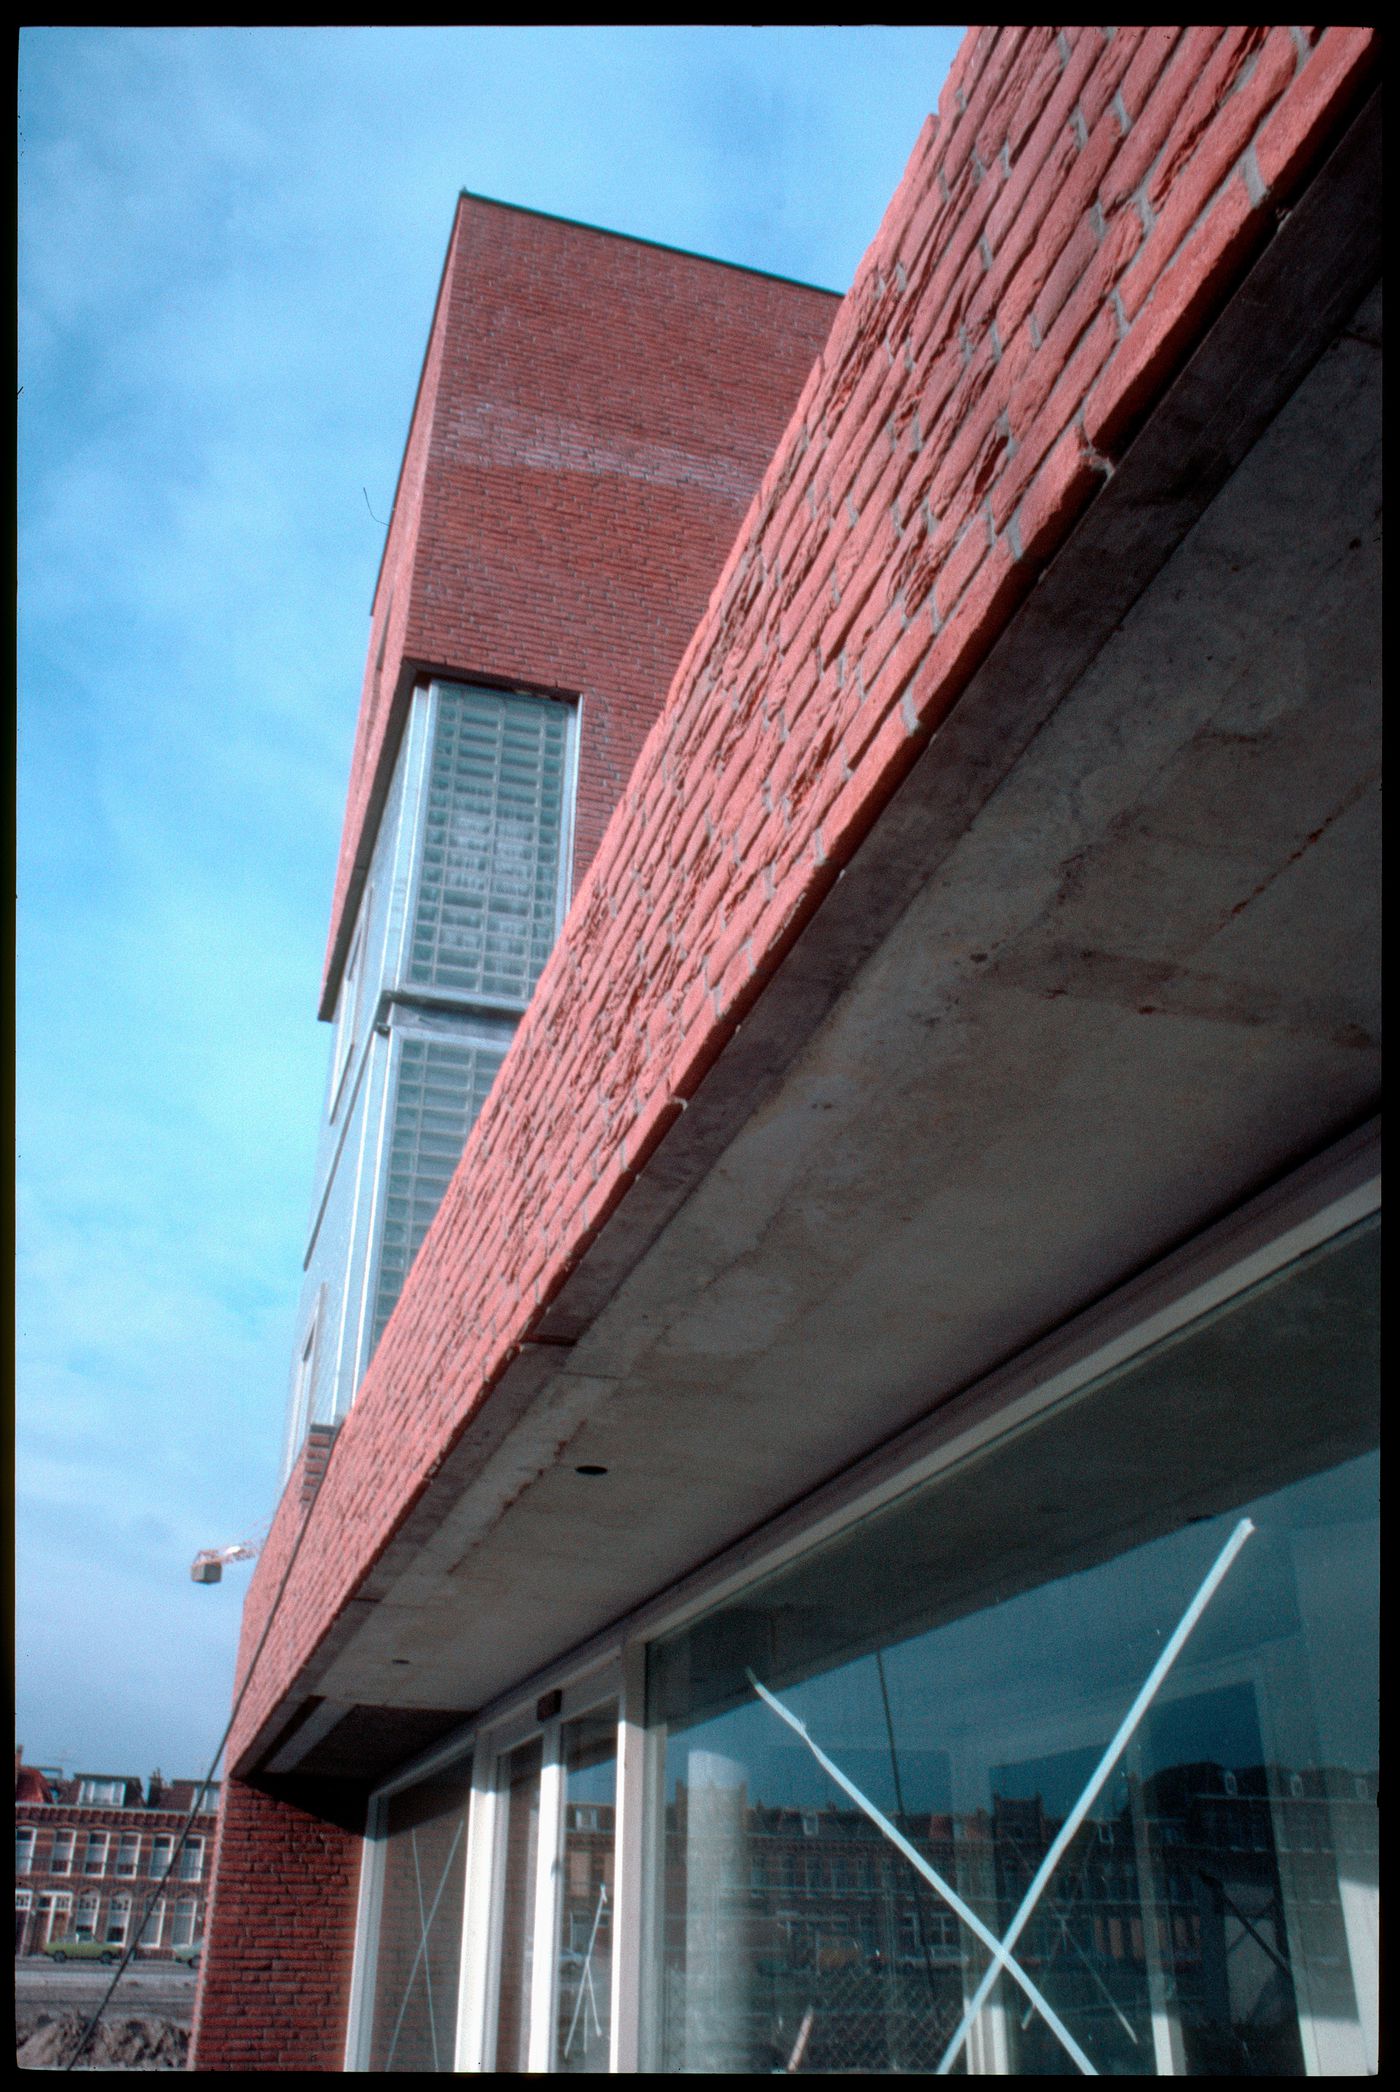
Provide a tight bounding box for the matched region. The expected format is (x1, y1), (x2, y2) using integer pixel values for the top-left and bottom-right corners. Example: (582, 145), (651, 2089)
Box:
(190, 1541), (259, 1584)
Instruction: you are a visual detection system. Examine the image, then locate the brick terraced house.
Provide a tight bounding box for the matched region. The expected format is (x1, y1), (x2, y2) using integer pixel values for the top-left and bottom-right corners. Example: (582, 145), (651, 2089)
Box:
(193, 27), (1379, 2075)
(15, 1750), (218, 1961)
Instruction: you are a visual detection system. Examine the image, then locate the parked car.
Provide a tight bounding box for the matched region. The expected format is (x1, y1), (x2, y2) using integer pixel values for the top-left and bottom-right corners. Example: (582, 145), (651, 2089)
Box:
(45, 1932), (120, 1965)
(172, 1937), (203, 1970)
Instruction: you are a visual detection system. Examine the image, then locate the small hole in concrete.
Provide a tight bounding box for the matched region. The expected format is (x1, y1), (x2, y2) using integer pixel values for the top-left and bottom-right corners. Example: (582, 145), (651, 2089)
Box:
(575, 1464), (609, 1477)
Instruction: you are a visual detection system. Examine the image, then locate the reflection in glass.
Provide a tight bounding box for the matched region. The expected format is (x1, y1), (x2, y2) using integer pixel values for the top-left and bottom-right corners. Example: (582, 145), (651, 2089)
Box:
(494, 1739), (543, 2072)
(367, 1760), (471, 2072)
(649, 1221), (1378, 2074)
(555, 1709), (618, 2072)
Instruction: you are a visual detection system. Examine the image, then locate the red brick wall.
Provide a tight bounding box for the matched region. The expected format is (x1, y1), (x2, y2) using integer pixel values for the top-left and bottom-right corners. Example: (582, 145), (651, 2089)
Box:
(190, 1778), (363, 2072)
(231, 27), (1376, 1783)
(320, 196), (840, 1014)
(13, 1804), (216, 1959)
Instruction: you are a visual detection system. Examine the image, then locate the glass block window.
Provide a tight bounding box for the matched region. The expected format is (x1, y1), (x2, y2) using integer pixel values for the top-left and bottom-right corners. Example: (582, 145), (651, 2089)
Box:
(408, 685), (569, 1003)
(371, 1034), (507, 1351)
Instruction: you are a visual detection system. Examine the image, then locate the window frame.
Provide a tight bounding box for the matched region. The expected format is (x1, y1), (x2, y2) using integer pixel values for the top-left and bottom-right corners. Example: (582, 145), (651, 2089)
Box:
(343, 1121), (1376, 2076)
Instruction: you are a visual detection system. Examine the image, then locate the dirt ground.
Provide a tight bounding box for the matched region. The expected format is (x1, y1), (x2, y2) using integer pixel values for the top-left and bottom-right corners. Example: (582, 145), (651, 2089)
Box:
(16, 2011), (189, 2070)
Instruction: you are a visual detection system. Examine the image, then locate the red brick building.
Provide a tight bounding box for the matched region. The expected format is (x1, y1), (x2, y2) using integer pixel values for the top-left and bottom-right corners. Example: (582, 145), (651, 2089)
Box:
(15, 1750), (217, 1962)
(194, 28), (1379, 2075)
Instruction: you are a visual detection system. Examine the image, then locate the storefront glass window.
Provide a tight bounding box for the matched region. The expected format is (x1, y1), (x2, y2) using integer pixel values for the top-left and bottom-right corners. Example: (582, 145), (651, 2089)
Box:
(493, 1738), (544, 2071)
(554, 1709), (618, 2073)
(648, 1220), (1378, 2075)
(366, 1758), (472, 2072)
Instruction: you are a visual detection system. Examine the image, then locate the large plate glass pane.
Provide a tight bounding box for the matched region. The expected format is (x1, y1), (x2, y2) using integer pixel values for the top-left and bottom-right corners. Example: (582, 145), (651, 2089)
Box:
(648, 1220), (1378, 2075)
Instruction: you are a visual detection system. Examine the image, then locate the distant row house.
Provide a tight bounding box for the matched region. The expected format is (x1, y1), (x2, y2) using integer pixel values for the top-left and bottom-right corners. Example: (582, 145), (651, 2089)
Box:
(14, 1749), (218, 1960)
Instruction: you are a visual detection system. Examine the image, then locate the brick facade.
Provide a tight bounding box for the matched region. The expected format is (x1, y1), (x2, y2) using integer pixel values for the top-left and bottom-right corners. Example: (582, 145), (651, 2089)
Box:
(14, 1755), (217, 1961)
(319, 195), (839, 1016)
(197, 23), (1378, 2072)
(190, 1776), (364, 2073)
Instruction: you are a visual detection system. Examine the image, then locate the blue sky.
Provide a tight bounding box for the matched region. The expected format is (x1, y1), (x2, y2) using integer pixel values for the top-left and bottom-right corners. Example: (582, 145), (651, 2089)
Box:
(16, 24), (964, 1781)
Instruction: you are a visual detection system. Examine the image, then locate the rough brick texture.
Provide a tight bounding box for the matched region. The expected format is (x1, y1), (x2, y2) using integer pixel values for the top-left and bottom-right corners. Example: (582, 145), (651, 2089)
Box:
(215, 20), (1377, 2059)
(319, 197), (839, 1014)
(239, 15), (1377, 1766)
(190, 1778), (363, 2072)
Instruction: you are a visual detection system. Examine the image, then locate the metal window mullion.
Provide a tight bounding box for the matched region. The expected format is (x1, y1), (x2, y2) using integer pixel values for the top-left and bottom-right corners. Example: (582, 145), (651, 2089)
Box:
(351, 1025), (401, 1389)
(529, 1720), (565, 2073)
(343, 1790), (388, 2071)
(456, 1754), (497, 2073)
(610, 1640), (650, 2074)
(392, 686), (439, 994)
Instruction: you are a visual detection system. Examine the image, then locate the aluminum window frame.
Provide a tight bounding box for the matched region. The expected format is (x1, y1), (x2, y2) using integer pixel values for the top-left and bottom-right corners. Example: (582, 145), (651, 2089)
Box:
(343, 1121), (1376, 2074)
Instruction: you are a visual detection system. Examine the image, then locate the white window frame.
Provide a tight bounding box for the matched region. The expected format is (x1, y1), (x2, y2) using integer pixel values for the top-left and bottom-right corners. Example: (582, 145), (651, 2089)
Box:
(116, 1832), (141, 1878)
(75, 1890), (101, 1938)
(106, 1893), (132, 1946)
(82, 1831), (110, 1877)
(178, 1837), (205, 1883)
(36, 1891), (72, 1948)
(171, 1896), (198, 1949)
(149, 1833), (174, 1880)
(343, 1122), (1376, 2075)
(16, 1827), (36, 1875)
(78, 1778), (125, 1807)
(284, 1288), (325, 1477)
(51, 1828), (75, 1876)
(140, 1898), (165, 1951)
(331, 907), (368, 1120)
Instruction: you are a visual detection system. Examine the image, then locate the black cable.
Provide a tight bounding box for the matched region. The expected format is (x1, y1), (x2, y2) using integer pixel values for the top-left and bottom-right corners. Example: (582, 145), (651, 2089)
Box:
(63, 1428), (341, 2071)
(874, 1645), (943, 2008)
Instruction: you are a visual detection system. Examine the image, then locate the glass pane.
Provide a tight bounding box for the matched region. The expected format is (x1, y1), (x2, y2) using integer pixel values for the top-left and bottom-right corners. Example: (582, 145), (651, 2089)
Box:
(555, 1710), (618, 2073)
(495, 1739), (544, 2072)
(367, 1760), (472, 2072)
(370, 1033), (509, 1352)
(409, 684), (569, 1002)
(649, 1220), (1379, 2075)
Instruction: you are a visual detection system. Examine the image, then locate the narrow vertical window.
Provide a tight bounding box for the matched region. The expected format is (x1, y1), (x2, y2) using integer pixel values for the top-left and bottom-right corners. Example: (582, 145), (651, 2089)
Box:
(493, 1739), (544, 2073)
(365, 1759), (473, 2072)
(331, 910), (367, 1117)
(16, 1828), (35, 1875)
(554, 1710), (618, 2074)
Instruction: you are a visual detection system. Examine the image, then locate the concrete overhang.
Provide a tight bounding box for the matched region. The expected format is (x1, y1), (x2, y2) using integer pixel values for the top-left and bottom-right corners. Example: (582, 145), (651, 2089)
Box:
(251, 102), (1380, 1787)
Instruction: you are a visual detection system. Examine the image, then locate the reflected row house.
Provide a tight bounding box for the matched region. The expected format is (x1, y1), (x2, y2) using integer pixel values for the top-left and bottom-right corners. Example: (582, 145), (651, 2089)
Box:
(14, 1751), (217, 1960)
(192, 24), (1379, 2076)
